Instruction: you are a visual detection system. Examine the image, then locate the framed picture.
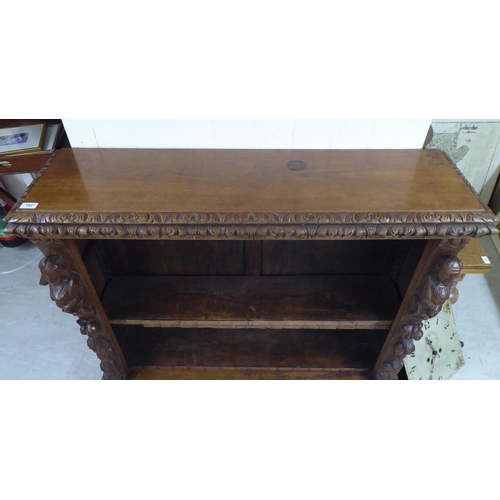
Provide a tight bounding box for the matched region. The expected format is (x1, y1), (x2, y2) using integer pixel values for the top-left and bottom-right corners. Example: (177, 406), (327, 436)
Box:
(42, 123), (61, 151)
(1, 123), (63, 156)
(0, 123), (46, 155)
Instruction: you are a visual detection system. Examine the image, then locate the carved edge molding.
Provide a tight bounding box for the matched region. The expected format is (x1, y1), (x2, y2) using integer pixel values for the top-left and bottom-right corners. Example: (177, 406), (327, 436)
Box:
(7, 221), (498, 240)
(5, 209), (499, 226)
(374, 239), (467, 380)
(35, 239), (126, 380)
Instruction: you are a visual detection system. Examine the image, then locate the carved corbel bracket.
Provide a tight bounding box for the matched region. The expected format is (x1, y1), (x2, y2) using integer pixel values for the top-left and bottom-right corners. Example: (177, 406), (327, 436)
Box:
(35, 239), (126, 380)
(374, 239), (467, 380)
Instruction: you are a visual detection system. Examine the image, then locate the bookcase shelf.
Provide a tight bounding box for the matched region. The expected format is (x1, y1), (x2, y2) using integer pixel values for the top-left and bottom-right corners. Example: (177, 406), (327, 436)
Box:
(115, 326), (388, 380)
(101, 275), (401, 330)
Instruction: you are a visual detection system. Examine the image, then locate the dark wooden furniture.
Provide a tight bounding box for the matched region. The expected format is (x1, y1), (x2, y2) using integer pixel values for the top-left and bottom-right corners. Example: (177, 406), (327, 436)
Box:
(0, 155), (54, 205)
(0, 119), (68, 204)
(5, 148), (498, 380)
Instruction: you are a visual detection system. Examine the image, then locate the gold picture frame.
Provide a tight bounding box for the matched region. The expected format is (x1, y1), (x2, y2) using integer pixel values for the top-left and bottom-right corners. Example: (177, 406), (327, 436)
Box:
(2, 123), (63, 156)
(0, 123), (46, 155)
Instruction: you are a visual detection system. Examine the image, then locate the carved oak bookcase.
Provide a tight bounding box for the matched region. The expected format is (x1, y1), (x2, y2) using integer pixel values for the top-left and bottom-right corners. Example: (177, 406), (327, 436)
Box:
(5, 148), (498, 380)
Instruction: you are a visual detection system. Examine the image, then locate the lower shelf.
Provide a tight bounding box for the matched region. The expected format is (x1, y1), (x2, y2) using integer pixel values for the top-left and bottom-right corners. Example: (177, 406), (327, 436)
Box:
(128, 366), (370, 380)
(114, 326), (387, 380)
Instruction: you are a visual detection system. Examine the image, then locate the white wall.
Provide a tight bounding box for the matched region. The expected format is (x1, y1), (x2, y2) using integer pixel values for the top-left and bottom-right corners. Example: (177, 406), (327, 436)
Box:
(62, 119), (432, 149)
(1, 120), (431, 202)
(0, 174), (33, 200)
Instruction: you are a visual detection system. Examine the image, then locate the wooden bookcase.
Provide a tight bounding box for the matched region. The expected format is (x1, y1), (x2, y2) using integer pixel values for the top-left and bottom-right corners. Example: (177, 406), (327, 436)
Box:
(4, 148), (498, 379)
(93, 238), (423, 379)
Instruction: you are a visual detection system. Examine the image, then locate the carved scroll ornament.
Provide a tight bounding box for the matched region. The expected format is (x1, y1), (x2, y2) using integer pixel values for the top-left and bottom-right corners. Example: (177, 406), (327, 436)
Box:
(375, 252), (463, 380)
(38, 247), (125, 380)
(6, 208), (499, 226)
(7, 220), (498, 240)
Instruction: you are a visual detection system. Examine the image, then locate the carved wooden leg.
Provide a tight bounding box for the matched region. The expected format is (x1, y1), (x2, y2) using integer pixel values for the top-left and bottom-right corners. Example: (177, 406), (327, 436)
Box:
(372, 239), (469, 380)
(34, 239), (127, 380)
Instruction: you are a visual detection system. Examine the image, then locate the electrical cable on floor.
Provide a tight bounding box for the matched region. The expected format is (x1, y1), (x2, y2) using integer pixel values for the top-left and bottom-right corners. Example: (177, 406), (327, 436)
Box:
(0, 252), (41, 275)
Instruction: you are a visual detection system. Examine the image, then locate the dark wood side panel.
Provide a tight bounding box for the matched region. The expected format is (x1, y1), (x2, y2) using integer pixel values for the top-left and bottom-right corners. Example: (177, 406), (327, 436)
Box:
(82, 241), (109, 299)
(390, 240), (427, 298)
(74, 239), (89, 257)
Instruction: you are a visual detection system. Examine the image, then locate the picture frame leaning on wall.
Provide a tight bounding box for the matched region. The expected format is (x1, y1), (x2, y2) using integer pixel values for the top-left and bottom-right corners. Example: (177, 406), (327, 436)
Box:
(0, 123), (46, 156)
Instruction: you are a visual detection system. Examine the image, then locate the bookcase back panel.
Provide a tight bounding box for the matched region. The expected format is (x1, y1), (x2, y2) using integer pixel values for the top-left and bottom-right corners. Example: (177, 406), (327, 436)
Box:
(94, 239), (424, 279)
(97, 240), (245, 276)
(261, 240), (396, 275)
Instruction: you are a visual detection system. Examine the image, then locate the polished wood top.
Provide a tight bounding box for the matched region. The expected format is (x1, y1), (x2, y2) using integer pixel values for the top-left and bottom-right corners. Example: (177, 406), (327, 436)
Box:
(8, 148), (487, 212)
(5, 148), (498, 240)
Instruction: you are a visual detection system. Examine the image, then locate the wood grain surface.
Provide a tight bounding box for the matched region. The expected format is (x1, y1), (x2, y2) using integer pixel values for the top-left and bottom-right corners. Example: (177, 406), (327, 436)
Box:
(115, 326), (387, 372)
(128, 366), (371, 380)
(9, 148), (487, 215)
(101, 275), (400, 329)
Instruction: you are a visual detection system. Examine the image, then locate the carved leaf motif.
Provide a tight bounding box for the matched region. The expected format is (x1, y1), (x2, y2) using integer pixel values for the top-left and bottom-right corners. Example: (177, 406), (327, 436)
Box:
(79, 319), (123, 380)
(7, 221), (498, 240)
(5, 209), (498, 227)
(39, 245), (126, 380)
(375, 251), (464, 380)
